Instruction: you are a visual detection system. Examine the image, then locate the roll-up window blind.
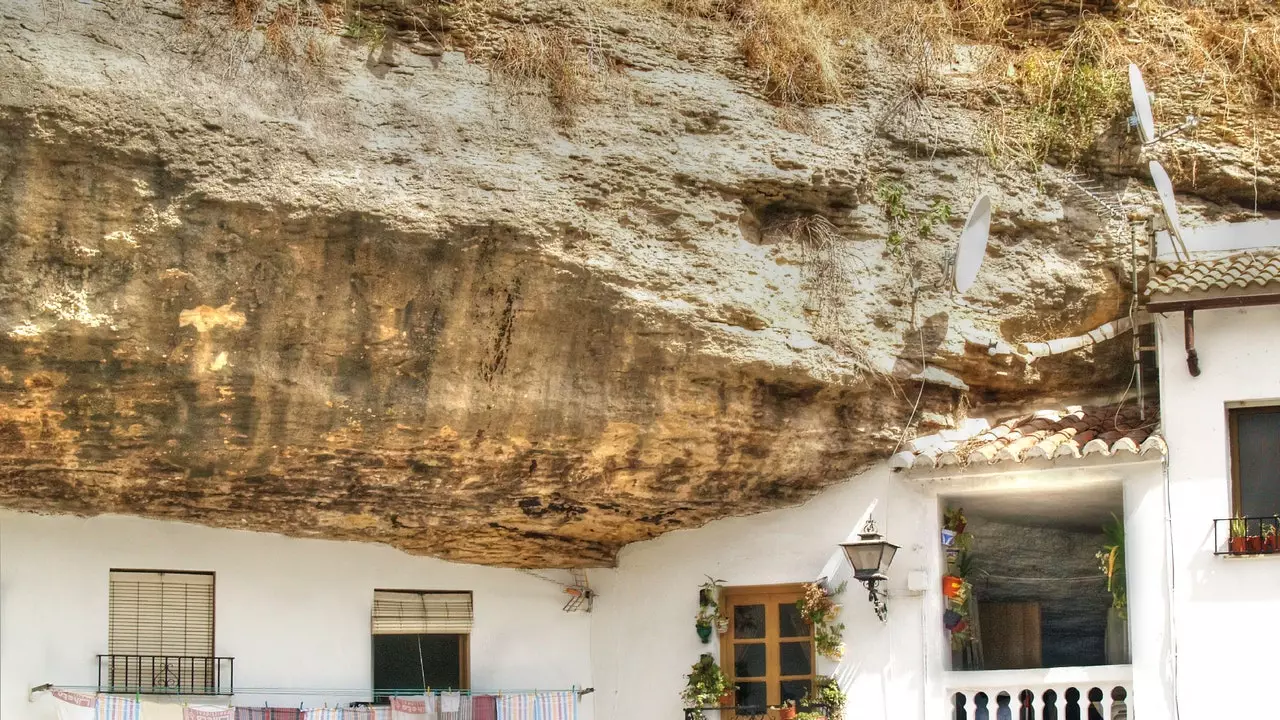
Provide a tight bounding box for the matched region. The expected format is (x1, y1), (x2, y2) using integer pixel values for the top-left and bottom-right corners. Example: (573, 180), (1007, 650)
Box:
(372, 591), (473, 634)
(109, 570), (215, 656)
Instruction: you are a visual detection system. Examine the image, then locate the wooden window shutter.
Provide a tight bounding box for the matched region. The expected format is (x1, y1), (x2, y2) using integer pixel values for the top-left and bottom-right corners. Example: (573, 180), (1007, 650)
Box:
(109, 571), (215, 656)
(372, 591), (473, 635)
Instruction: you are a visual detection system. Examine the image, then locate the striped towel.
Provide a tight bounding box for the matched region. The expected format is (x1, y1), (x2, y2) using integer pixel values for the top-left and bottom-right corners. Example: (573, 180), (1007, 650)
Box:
(185, 706), (235, 720)
(495, 693), (575, 720)
(52, 690), (96, 720)
(533, 693), (575, 720)
(470, 697), (496, 720)
(97, 695), (143, 720)
(236, 709), (303, 720)
(303, 709), (346, 720)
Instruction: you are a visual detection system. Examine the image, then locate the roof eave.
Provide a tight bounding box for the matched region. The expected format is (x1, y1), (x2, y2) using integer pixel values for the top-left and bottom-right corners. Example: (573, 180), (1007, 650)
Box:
(1146, 289), (1280, 313)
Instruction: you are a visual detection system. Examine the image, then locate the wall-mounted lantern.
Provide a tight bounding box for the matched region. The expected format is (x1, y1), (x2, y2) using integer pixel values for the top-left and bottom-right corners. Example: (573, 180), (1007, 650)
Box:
(839, 518), (899, 622)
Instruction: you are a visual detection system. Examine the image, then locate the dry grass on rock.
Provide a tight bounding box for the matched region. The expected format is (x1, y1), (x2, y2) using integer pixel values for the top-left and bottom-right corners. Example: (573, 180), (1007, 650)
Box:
(491, 26), (606, 123)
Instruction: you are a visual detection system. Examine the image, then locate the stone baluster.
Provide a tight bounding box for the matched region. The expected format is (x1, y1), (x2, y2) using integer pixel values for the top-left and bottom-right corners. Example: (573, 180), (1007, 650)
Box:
(1097, 686), (1114, 720)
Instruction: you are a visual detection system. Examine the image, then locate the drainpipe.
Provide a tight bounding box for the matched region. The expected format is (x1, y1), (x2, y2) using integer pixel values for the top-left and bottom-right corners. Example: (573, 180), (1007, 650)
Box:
(1183, 310), (1200, 377)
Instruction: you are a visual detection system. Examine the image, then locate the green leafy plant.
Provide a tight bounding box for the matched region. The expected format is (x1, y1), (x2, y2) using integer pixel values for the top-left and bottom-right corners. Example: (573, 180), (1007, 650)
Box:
(798, 581), (847, 661)
(1096, 513), (1126, 619)
(1231, 515), (1247, 539)
(681, 653), (731, 717)
(803, 675), (846, 720)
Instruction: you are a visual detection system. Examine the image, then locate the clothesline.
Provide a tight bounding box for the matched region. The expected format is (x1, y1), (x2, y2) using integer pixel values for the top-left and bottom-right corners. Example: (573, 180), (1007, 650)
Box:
(46, 688), (578, 720)
(43, 687), (585, 698)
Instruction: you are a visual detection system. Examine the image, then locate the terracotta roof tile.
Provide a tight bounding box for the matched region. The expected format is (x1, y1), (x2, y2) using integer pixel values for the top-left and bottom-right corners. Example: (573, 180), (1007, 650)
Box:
(1148, 252), (1280, 296)
(890, 404), (1164, 471)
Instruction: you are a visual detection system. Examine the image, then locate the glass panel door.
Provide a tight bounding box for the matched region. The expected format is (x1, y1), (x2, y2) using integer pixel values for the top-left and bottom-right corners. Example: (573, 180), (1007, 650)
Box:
(720, 586), (816, 720)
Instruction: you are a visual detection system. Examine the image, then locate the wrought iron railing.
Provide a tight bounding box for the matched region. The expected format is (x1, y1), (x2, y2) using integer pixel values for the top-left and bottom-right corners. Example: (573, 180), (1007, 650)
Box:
(683, 703), (829, 720)
(97, 655), (234, 695)
(1213, 516), (1280, 555)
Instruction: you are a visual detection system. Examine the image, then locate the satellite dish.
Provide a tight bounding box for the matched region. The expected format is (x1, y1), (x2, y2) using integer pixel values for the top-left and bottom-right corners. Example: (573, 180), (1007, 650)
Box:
(953, 194), (992, 294)
(1149, 160), (1188, 259)
(1128, 64), (1156, 145)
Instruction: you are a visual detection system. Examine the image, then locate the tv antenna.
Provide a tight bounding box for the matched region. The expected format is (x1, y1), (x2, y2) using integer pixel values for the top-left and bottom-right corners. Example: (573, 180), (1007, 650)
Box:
(1149, 160), (1190, 261)
(945, 194), (992, 295)
(1128, 64), (1198, 145)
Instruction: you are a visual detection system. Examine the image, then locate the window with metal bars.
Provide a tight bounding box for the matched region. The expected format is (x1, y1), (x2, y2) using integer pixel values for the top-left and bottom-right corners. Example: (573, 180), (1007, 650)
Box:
(106, 570), (215, 693)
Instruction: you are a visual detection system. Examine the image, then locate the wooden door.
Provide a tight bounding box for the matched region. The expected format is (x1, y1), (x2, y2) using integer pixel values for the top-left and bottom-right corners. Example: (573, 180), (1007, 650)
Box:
(720, 584), (815, 718)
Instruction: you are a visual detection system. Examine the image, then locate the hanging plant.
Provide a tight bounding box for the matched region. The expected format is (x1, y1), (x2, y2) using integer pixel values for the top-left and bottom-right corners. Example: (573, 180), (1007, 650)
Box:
(695, 576), (729, 642)
(798, 580), (847, 661)
(1096, 514), (1126, 619)
(681, 653), (730, 719)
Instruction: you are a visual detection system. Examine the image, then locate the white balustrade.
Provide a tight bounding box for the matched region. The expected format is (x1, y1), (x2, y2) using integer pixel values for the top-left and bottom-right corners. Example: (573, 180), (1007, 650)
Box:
(944, 665), (1132, 720)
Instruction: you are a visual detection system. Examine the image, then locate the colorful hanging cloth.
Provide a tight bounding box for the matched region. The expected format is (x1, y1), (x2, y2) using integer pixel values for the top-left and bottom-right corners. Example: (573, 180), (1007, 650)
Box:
(51, 690), (97, 720)
(470, 697), (496, 720)
(302, 709), (346, 720)
(532, 693), (575, 720)
(235, 708), (303, 720)
(97, 695), (143, 720)
(184, 706), (235, 720)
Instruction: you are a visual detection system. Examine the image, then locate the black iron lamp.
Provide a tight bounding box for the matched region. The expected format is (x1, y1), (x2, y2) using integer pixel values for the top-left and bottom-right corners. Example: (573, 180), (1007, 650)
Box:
(839, 518), (899, 622)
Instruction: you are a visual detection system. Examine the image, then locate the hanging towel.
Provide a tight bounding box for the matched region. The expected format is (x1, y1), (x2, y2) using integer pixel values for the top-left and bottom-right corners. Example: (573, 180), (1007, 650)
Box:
(303, 709), (346, 720)
(439, 695), (460, 714)
(184, 707), (235, 720)
(140, 700), (184, 720)
(52, 690), (96, 720)
(470, 697), (496, 720)
(390, 697), (431, 720)
(369, 707), (392, 720)
(496, 694), (533, 720)
(236, 709), (303, 720)
(97, 695), (143, 720)
(532, 692), (575, 720)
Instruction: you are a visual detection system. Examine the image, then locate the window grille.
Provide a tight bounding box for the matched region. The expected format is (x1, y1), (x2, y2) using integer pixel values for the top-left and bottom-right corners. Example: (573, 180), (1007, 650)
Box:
(107, 570), (215, 692)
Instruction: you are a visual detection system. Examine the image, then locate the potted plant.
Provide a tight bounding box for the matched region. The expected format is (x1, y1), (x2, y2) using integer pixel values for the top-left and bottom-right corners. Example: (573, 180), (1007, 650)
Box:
(779, 700), (797, 720)
(696, 576), (727, 642)
(681, 653), (730, 720)
(1230, 515), (1248, 554)
(1265, 523), (1278, 553)
(814, 675), (846, 720)
(1248, 518), (1265, 553)
(798, 581), (847, 661)
(944, 507), (967, 535)
(695, 605), (717, 643)
(1096, 514), (1127, 619)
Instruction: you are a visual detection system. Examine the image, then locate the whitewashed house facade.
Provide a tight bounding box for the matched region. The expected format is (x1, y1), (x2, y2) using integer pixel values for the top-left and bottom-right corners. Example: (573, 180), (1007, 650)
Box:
(3, 219), (1279, 720)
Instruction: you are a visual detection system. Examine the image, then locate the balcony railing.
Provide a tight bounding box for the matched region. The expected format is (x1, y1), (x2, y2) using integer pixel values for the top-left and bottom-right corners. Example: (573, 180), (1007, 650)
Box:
(945, 665), (1131, 720)
(97, 655), (234, 695)
(683, 703), (830, 720)
(1213, 516), (1280, 555)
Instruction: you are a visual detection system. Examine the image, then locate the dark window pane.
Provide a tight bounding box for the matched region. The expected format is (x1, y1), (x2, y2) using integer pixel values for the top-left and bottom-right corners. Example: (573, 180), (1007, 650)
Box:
(781, 680), (812, 704)
(734, 604), (765, 639)
(736, 681), (767, 710)
(734, 643), (766, 678)
(1238, 408), (1280, 517)
(779, 603), (809, 638)
(372, 634), (462, 702)
(780, 642), (812, 676)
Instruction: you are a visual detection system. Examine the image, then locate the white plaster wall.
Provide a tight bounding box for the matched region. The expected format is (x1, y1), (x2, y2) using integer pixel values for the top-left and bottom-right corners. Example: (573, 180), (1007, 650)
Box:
(1157, 304), (1280, 720)
(0, 511), (593, 720)
(589, 466), (941, 720)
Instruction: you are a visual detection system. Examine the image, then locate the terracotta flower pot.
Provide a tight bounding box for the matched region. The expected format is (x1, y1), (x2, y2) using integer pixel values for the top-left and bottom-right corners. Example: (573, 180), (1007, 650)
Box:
(943, 576), (964, 598)
(1265, 536), (1277, 553)
(779, 707), (797, 720)
(1230, 537), (1248, 554)
(1248, 536), (1264, 553)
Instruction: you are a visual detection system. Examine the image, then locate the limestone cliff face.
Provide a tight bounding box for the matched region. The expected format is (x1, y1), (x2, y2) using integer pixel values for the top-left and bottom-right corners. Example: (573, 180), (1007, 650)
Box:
(0, 0), (1273, 566)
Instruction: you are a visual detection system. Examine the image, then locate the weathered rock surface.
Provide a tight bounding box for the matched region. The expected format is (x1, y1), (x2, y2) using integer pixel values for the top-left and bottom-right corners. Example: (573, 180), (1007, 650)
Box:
(0, 0), (1274, 566)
